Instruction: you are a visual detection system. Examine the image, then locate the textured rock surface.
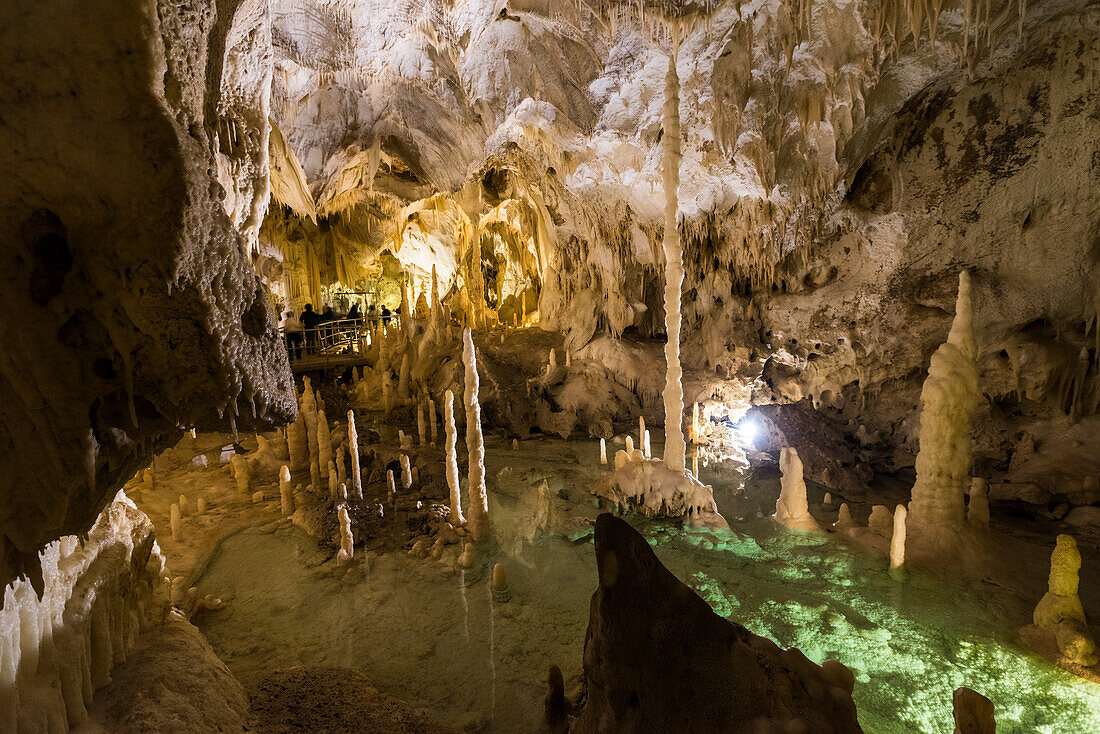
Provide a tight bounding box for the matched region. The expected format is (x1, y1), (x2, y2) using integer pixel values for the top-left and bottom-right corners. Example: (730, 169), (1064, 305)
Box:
(78, 612), (250, 734)
(263, 0), (1100, 510)
(0, 0), (296, 589)
(569, 513), (862, 733)
(244, 666), (460, 733)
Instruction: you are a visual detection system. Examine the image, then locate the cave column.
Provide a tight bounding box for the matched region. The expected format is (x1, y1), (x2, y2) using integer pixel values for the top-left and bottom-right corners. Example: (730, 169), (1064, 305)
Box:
(660, 43), (687, 472)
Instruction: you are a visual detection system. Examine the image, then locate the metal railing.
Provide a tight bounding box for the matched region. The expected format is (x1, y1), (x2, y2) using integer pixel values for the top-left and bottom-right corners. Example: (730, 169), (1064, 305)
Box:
(280, 315), (401, 362)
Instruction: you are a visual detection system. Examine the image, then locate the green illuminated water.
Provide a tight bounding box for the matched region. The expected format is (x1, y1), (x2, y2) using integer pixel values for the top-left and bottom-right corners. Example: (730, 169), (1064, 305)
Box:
(194, 439), (1100, 732)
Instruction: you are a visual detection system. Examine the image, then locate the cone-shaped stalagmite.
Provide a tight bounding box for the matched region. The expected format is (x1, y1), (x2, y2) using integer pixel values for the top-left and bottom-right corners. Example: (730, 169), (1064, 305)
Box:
(347, 409), (363, 499)
(909, 271), (980, 535)
(463, 329), (490, 541)
(775, 447), (820, 531)
(444, 389), (465, 526)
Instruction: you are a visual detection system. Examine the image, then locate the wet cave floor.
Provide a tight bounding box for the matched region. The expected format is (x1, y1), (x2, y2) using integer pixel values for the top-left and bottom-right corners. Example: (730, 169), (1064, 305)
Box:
(182, 438), (1100, 733)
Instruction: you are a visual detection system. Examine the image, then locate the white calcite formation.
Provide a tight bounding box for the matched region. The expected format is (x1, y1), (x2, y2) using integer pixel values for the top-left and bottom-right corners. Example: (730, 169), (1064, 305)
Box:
(908, 272), (981, 549)
(400, 455), (413, 490)
(774, 447), (820, 532)
(890, 505), (908, 570)
(659, 48), (688, 474)
(336, 505), (354, 565)
(594, 450), (724, 529)
(444, 389), (465, 527)
(0, 494), (169, 732)
(279, 465), (295, 517)
(462, 329), (490, 541)
(317, 409), (332, 471)
(347, 409), (363, 499)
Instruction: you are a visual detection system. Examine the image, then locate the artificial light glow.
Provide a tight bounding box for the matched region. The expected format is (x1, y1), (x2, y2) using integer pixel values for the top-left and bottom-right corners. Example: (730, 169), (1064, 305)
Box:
(735, 416), (760, 448)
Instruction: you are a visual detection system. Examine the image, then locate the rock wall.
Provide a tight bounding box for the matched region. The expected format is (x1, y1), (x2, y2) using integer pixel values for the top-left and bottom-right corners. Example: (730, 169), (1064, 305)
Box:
(0, 0), (296, 589)
(568, 513), (862, 733)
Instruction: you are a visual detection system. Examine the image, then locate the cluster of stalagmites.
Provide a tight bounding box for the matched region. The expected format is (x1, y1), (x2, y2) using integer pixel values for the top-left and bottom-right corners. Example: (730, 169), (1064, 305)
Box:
(0, 493), (170, 733)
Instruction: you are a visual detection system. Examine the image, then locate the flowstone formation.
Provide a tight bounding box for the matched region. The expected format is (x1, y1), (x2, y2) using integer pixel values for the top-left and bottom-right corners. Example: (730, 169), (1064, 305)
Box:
(567, 514), (862, 733)
(0, 0), (295, 589)
(594, 446), (726, 528)
(907, 271), (981, 557)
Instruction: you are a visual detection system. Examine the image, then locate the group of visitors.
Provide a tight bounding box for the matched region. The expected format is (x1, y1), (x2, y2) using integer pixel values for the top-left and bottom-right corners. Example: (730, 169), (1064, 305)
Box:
(279, 301), (394, 360)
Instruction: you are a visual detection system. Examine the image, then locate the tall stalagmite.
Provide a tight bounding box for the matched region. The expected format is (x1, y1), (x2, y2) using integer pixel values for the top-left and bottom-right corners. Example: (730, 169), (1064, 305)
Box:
(909, 271), (980, 534)
(463, 329), (490, 541)
(444, 389), (464, 526)
(660, 47), (687, 472)
(347, 409), (363, 499)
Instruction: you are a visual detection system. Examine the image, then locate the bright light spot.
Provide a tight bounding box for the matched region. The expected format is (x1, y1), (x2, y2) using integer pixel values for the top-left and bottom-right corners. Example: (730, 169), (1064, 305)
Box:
(735, 416), (759, 448)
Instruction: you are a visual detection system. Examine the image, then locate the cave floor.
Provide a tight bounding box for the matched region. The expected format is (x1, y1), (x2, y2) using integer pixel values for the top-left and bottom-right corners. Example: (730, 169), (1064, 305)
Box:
(132, 434), (1100, 733)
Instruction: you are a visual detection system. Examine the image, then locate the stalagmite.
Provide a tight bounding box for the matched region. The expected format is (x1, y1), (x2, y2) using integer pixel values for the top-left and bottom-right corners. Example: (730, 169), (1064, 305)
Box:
(401, 454), (413, 490)
(417, 403), (427, 446)
(336, 505), (354, 565)
(458, 542), (477, 568)
(348, 410), (363, 499)
(638, 415), (646, 450)
(230, 454), (250, 496)
(336, 446), (346, 485)
(398, 352), (411, 399)
(625, 436), (635, 455)
(835, 503), (855, 530)
(968, 477), (990, 528)
(869, 505), (894, 535)
(549, 348), (557, 369)
(287, 412), (309, 470)
(280, 465), (295, 517)
(317, 409), (332, 471)
(463, 329), (490, 541)
(660, 46), (687, 472)
(491, 563), (510, 602)
(310, 460), (320, 491)
(773, 448), (819, 531)
(909, 271), (980, 539)
(444, 389), (464, 526)
(142, 467), (154, 494)
(178, 494), (189, 516)
(643, 430), (651, 459)
(428, 397), (438, 445)
(197, 497), (207, 514)
(302, 378), (319, 465)
(170, 503), (182, 542)
(512, 438), (519, 451)
(1031, 534), (1098, 666)
(952, 687), (996, 734)
(387, 469), (397, 497)
(600, 438), (607, 464)
(823, 492), (834, 507)
(890, 505), (908, 569)
(328, 461), (338, 499)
